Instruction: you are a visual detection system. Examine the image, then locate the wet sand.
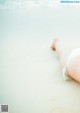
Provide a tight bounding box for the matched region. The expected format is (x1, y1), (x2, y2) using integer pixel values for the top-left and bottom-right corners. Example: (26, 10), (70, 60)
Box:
(0, 6), (80, 113)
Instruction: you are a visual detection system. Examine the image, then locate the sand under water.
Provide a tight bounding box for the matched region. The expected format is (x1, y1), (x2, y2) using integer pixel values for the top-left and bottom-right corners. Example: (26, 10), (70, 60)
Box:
(0, 6), (80, 113)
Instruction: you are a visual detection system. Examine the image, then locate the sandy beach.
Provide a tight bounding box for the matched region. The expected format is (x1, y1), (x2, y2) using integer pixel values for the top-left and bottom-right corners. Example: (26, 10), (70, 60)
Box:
(0, 2), (80, 113)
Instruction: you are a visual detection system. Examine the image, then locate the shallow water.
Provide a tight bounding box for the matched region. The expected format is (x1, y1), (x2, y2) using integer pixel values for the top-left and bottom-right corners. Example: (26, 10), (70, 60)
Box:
(1, 3), (80, 113)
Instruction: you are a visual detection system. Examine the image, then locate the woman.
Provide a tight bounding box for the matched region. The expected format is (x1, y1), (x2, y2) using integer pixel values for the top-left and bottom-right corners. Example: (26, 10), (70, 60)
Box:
(51, 37), (80, 83)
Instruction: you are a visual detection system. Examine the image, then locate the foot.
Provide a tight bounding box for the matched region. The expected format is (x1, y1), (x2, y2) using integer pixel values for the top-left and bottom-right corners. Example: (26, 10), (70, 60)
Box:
(51, 42), (55, 50)
(51, 37), (59, 50)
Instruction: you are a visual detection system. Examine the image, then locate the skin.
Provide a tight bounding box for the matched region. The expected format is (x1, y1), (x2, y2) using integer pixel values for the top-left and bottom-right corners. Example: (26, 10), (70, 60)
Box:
(51, 38), (69, 69)
(51, 38), (80, 83)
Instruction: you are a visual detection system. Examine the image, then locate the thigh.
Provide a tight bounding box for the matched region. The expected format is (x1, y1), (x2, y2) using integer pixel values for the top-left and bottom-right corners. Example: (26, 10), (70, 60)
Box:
(56, 38), (80, 69)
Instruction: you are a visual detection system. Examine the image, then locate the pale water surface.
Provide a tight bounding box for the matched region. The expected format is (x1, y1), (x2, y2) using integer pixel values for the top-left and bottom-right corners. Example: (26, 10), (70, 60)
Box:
(0, 1), (80, 113)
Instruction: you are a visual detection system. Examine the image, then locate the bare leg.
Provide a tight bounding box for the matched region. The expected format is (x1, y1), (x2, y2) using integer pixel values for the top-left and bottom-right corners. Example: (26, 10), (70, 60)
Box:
(51, 38), (72, 81)
(65, 48), (80, 83)
(51, 37), (68, 68)
(51, 37), (80, 83)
